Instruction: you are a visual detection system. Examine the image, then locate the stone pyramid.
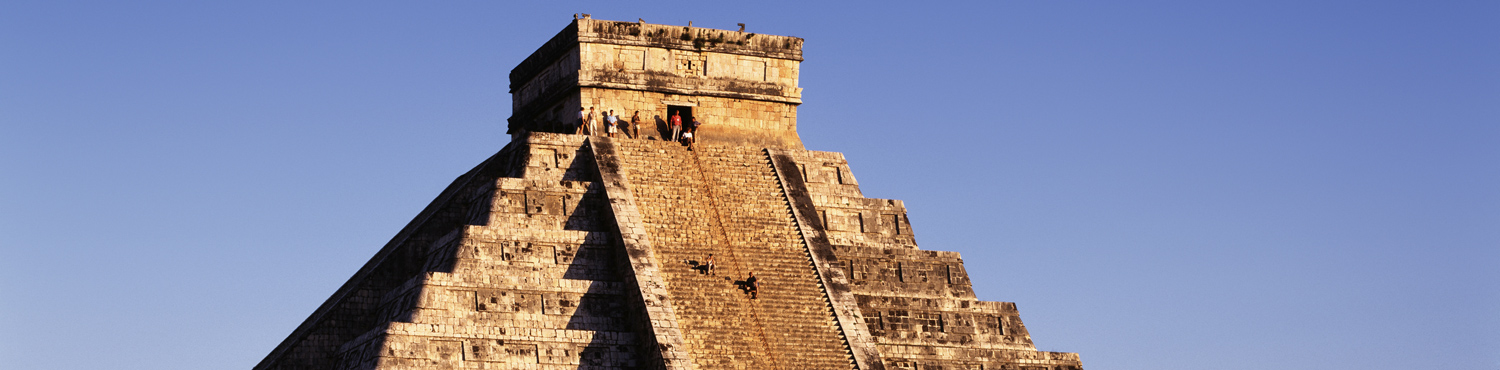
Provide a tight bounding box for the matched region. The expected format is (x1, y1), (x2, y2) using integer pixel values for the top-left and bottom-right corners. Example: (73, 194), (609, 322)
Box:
(255, 16), (1083, 370)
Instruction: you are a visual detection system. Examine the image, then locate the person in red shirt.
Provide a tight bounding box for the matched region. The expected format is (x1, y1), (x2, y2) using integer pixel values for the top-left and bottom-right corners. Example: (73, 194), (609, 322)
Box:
(670, 111), (683, 142)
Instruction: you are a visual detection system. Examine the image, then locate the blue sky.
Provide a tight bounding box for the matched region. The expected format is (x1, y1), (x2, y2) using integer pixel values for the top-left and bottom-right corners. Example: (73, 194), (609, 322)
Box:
(2, 1), (1496, 369)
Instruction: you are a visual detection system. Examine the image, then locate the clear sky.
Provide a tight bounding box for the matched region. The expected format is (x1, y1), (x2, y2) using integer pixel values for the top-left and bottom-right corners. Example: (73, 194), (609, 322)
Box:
(2, 1), (1496, 369)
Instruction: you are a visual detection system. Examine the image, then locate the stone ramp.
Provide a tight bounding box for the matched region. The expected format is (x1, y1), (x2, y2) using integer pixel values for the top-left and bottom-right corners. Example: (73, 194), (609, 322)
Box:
(606, 138), (855, 370)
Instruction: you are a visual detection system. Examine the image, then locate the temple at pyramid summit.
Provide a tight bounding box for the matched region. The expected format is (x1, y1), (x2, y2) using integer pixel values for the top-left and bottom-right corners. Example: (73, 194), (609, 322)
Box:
(256, 15), (1083, 370)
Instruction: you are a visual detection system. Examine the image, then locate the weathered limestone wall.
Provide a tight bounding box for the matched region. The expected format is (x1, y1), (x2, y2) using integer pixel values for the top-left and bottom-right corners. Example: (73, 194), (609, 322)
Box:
(576, 41), (802, 103)
(510, 45), (581, 135)
(510, 18), (803, 101)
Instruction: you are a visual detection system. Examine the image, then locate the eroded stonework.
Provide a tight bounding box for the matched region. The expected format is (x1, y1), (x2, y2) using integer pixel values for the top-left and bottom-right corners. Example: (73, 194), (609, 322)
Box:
(257, 17), (1081, 370)
(508, 16), (806, 149)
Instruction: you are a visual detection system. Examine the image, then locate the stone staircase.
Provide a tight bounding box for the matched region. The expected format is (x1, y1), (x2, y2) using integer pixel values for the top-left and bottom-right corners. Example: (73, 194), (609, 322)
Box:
(693, 145), (856, 369)
(609, 139), (854, 370)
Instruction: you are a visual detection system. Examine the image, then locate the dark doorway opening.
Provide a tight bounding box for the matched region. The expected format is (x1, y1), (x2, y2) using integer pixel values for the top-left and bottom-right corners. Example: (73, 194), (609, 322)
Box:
(667, 105), (694, 130)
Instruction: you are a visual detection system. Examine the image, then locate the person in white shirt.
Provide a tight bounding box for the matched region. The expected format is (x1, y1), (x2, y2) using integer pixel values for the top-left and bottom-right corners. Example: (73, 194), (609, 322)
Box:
(606, 110), (619, 138)
(585, 107), (597, 135)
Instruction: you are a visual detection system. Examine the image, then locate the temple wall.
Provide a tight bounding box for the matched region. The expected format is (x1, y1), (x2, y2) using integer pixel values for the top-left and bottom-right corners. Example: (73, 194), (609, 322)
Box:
(576, 42), (802, 102)
(580, 87), (802, 148)
(510, 18), (805, 148)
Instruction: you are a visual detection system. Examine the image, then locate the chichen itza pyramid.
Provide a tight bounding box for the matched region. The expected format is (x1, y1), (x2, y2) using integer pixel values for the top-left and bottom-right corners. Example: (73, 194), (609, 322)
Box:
(256, 15), (1084, 370)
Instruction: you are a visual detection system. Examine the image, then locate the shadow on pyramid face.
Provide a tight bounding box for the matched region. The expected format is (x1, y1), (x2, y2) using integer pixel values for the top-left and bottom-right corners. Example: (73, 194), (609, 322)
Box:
(566, 280), (641, 368)
(654, 115), (668, 139)
(556, 194), (655, 367)
(563, 182), (609, 232)
(560, 145), (599, 183)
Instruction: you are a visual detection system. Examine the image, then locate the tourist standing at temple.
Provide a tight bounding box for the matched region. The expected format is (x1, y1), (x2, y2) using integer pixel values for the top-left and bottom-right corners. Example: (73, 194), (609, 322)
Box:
(704, 254), (716, 275)
(606, 109), (619, 138)
(630, 111), (641, 139)
(576, 107), (586, 134)
(585, 107), (597, 135)
(690, 117), (702, 141)
(670, 111), (683, 142)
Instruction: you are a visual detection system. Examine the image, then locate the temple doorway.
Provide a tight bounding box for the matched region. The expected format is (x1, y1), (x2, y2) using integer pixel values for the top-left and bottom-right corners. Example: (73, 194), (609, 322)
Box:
(666, 105), (693, 139)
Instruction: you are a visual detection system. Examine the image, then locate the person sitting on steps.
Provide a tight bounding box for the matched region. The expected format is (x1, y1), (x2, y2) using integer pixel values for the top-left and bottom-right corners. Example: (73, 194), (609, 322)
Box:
(745, 272), (759, 299)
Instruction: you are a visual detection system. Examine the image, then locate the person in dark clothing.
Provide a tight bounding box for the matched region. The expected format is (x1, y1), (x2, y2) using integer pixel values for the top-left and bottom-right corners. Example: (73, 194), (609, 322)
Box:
(630, 111), (641, 139)
(745, 272), (759, 299)
(685, 117), (701, 149)
(575, 107), (586, 135)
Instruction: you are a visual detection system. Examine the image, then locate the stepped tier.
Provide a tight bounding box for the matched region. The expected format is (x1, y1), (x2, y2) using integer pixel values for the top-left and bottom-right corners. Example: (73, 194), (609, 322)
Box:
(256, 133), (1082, 370)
